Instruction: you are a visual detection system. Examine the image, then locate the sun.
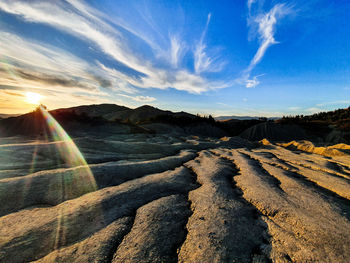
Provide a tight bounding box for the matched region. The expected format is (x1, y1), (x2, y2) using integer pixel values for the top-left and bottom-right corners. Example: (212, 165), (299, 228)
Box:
(26, 92), (42, 105)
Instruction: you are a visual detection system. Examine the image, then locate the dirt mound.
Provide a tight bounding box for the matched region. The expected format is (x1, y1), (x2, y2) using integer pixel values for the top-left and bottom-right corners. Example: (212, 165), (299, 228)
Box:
(259, 138), (271, 145)
(278, 140), (350, 157)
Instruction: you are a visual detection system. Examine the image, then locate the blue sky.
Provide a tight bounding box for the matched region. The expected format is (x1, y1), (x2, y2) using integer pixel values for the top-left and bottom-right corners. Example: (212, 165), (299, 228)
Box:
(0, 0), (349, 116)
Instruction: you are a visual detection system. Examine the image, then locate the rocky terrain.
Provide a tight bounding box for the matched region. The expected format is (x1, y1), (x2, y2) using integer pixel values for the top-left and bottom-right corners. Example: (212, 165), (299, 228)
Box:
(0, 131), (349, 263)
(0, 105), (349, 262)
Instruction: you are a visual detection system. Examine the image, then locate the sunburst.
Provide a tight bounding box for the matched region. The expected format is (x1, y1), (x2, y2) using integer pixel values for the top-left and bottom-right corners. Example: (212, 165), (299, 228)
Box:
(25, 92), (42, 105)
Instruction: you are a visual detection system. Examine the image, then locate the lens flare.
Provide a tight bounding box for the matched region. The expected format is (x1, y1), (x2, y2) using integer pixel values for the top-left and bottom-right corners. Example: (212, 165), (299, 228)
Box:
(0, 56), (18, 80)
(38, 105), (100, 252)
(39, 105), (97, 191)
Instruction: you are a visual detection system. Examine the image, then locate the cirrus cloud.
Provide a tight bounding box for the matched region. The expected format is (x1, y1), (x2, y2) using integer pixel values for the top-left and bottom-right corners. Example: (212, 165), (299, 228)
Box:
(239, 1), (293, 88)
(0, 0), (229, 97)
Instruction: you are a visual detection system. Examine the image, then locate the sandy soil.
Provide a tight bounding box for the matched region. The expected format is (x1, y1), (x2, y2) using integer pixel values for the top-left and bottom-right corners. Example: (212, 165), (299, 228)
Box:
(0, 134), (349, 263)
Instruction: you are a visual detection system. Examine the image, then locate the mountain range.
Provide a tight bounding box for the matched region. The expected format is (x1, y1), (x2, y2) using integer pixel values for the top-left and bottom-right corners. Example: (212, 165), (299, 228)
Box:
(0, 103), (349, 144)
(215, 116), (280, 121)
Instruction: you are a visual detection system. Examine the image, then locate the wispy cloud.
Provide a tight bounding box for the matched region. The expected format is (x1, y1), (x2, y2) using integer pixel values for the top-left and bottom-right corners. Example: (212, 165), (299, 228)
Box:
(247, 0), (257, 12)
(0, 32), (90, 79)
(0, 32), (111, 94)
(248, 4), (291, 71)
(98, 61), (229, 95)
(169, 35), (186, 68)
(0, 0), (229, 101)
(117, 93), (156, 103)
(306, 107), (323, 114)
(194, 13), (211, 74)
(134, 96), (156, 102)
(0, 0), (149, 75)
(245, 77), (259, 88)
(240, 2), (292, 88)
(245, 74), (263, 88)
(0, 30), (140, 112)
(194, 13), (226, 74)
(288, 106), (301, 111)
(316, 100), (350, 107)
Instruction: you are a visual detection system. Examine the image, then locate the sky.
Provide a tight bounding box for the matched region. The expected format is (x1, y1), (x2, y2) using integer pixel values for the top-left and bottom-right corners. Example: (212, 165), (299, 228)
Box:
(0, 0), (350, 117)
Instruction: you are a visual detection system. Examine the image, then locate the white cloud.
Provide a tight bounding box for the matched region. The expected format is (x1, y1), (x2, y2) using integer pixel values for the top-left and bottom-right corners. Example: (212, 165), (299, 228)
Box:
(241, 73), (264, 88)
(98, 62), (229, 94)
(245, 75), (260, 88)
(134, 96), (156, 102)
(0, 31), (146, 113)
(240, 2), (292, 88)
(316, 100), (350, 107)
(248, 4), (291, 71)
(247, 0), (257, 12)
(217, 102), (229, 107)
(306, 107), (322, 114)
(169, 35), (186, 68)
(0, 1), (156, 84)
(0, 0), (230, 96)
(288, 106), (301, 111)
(194, 13), (226, 74)
(194, 13), (211, 74)
(0, 1), (137, 70)
(0, 32), (89, 78)
(0, 32), (112, 95)
(116, 93), (156, 103)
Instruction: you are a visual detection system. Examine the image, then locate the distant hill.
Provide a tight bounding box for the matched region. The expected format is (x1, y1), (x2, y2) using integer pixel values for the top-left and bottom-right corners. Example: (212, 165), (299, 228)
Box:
(49, 104), (196, 124)
(104, 105), (196, 123)
(0, 104), (223, 137)
(0, 110), (51, 136)
(280, 107), (350, 123)
(1, 104), (349, 143)
(215, 116), (280, 121)
(239, 107), (350, 143)
(51, 104), (130, 118)
(279, 107), (350, 133)
(0, 113), (21, 119)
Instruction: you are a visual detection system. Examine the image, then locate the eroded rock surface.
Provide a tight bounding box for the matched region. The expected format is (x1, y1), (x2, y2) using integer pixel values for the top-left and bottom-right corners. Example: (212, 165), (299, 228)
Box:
(0, 134), (349, 262)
